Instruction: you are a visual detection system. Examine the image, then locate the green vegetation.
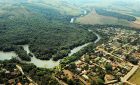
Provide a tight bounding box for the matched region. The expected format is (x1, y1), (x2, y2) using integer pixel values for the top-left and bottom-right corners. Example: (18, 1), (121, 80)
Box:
(95, 8), (136, 21)
(0, 1), (140, 85)
(0, 3), (96, 61)
(60, 43), (96, 65)
(0, 58), (60, 85)
(0, 45), (31, 61)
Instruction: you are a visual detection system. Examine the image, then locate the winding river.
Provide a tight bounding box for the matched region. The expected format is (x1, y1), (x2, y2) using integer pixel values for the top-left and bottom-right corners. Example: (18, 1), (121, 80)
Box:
(0, 10), (101, 68)
(23, 31), (100, 68)
(22, 45), (60, 68)
(0, 31), (100, 68)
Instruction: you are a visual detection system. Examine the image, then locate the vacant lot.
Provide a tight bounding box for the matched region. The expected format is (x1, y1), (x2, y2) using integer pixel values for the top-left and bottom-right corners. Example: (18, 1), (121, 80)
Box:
(128, 68), (140, 85)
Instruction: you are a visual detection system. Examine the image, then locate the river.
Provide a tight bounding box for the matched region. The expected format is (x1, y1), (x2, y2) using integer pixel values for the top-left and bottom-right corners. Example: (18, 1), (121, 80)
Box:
(70, 10), (87, 23)
(68, 43), (90, 56)
(21, 42), (90, 68)
(23, 30), (100, 68)
(22, 45), (60, 68)
(0, 31), (101, 68)
(70, 18), (75, 23)
(0, 51), (17, 61)
(0, 10), (101, 68)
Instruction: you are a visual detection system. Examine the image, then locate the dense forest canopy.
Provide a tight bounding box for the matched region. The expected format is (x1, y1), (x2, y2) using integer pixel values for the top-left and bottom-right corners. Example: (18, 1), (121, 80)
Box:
(0, 0), (140, 85)
(0, 3), (96, 61)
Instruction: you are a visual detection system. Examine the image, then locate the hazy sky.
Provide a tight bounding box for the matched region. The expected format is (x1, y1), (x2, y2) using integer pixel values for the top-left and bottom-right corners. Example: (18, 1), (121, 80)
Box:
(0, 0), (140, 11)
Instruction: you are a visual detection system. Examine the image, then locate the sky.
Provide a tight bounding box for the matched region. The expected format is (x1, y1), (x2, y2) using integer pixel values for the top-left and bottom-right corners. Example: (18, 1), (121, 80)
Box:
(0, 0), (140, 11)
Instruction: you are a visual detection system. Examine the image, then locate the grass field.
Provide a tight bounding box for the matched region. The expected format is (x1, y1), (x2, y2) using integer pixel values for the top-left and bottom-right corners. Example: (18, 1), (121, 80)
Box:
(76, 9), (130, 25)
(76, 9), (140, 29)
(128, 68), (140, 85)
(36, 0), (81, 16)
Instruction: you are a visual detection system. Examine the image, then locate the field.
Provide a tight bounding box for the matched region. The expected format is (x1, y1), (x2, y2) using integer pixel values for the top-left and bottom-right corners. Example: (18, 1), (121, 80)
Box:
(128, 68), (140, 85)
(34, 0), (81, 16)
(108, 8), (140, 28)
(76, 9), (140, 29)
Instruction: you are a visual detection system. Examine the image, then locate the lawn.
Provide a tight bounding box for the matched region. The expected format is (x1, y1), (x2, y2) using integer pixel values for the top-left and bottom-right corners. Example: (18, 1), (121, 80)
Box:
(128, 68), (140, 85)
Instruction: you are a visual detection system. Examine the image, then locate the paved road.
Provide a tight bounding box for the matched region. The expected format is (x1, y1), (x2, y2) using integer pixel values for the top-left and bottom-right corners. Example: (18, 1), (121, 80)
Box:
(121, 65), (139, 82)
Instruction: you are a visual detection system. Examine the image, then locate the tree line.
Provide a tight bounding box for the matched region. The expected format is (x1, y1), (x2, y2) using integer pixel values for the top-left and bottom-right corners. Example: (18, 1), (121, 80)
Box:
(95, 8), (136, 21)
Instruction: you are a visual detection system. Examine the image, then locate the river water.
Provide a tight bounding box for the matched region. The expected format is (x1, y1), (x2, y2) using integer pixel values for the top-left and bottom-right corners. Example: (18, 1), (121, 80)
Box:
(70, 10), (87, 23)
(22, 45), (60, 68)
(0, 51), (17, 61)
(0, 10), (101, 68)
(70, 18), (74, 23)
(68, 43), (90, 56)
(21, 42), (92, 68)
(0, 31), (101, 68)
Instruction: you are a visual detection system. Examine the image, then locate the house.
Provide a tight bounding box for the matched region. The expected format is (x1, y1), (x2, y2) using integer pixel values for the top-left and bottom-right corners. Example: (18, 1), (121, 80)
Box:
(81, 70), (87, 75)
(76, 68), (82, 72)
(17, 82), (22, 85)
(8, 79), (15, 85)
(75, 60), (82, 65)
(104, 74), (115, 83)
(82, 75), (89, 80)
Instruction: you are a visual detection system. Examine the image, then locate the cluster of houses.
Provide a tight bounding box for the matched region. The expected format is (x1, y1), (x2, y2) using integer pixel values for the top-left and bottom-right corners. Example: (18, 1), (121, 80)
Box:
(56, 27), (140, 85)
(0, 64), (33, 85)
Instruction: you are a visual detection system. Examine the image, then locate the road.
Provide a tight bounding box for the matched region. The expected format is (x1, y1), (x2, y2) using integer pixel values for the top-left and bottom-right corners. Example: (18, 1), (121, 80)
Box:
(121, 65), (139, 82)
(54, 76), (68, 85)
(16, 65), (38, 85)
(97, 48), (123, 61)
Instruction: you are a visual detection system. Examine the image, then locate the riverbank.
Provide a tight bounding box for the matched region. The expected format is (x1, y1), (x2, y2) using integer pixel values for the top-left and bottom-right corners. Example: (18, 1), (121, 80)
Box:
(23, 30), (100, 68)
(0, 9), (101, 68)
(60, 31), (101, 65)
(0, 31), (101, 68)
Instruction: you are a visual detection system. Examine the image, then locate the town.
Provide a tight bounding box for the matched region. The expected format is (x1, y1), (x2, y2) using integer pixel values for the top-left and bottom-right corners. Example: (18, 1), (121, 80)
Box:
(55, 27), (140, 85)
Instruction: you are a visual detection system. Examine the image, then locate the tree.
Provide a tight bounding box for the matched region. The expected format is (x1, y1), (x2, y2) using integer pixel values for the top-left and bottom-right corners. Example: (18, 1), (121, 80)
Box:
(90, 80), (97, 85)
(105, 63), (112, 71)
(69, 63), (76, 70)
(67, 79), (75, 85)
(97, 78), (104, 85)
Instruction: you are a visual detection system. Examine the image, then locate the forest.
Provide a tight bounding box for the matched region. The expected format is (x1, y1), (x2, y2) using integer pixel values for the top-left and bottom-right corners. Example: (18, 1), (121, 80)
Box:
(0, 3), (96, 61)
(95, 8), (136, 21)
